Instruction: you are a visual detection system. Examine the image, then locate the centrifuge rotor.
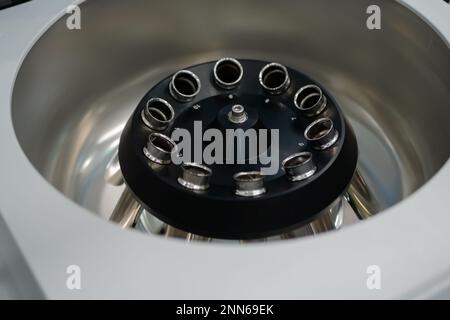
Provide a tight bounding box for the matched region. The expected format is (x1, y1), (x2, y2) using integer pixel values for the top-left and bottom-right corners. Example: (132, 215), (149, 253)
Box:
(118, 59), (358, 239)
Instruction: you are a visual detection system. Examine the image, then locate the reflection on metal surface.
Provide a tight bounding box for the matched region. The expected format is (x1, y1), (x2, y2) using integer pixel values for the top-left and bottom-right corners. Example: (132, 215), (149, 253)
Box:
(279, 198), (344, 239)
(104, 151), (124, 186)
(345, 169), (380, 220)
(310, 198), (344, 233)
(187, 234), (212, 242)
(135, 198), (344, 242)
(110, 187), (142, 228)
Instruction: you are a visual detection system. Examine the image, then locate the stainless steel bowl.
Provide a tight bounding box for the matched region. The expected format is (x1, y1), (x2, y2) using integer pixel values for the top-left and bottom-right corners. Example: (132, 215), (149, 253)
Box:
(2, 0), (450, 298)
(12, 0), (449, 226)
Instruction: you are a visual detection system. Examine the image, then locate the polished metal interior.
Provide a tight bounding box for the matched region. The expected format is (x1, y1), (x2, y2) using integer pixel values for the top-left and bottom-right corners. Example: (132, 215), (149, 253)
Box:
(11, 0), (450, 240)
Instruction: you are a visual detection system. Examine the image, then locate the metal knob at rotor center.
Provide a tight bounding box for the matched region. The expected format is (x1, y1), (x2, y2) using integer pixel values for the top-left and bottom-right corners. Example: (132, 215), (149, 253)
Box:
(228, 104), (248, 124)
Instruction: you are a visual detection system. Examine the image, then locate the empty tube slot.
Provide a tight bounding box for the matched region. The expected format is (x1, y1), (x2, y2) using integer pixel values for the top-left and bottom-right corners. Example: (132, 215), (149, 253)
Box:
(141, 98), (174, 130)
(304, 118), (339, 150)
(233, 171), (266, 197)
(143, 133), (177, 164)
(294, 84), (327, 117)
(169, 70), (201, 102)
(178, 162), (212, 191)
(259, 62), (290, 95)
(282, 152), (317, 181)
(213, 57), (243, 89)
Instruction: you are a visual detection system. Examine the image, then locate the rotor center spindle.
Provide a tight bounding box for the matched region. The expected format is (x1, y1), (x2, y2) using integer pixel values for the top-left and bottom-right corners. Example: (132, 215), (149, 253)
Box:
(228, 104), (248, 124)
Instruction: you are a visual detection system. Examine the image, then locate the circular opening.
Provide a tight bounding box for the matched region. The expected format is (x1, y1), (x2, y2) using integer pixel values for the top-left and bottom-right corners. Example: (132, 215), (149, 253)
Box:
(259, 63), (290, 93)
(282, 152), (316, 182)
(305, 118), (333, 141)
(213, 58), (243, 88)
(149, 133), (176, 154)
(170, 70), (201, 101)
(295, 85), (323, 110)
(145, 98), (174, 122)
(282, 152), (312, 169)
(182, 163), (212, 177)
(232, 104), (244, 114)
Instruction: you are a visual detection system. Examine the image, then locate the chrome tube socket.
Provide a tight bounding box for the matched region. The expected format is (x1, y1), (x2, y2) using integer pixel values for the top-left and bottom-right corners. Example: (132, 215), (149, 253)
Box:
(141, 98), (174, 130)
(304, 118), (339, 150)
(177, 163), (212, 191)
(213, 57), (243, 90)
(259, 62), (290, 95)
(233, 171), (266, 197)
(282, 152), (317, 181)
(169, 70), (201, 102)
(294, 84), (327, 117)
(143, 133), (177, 165)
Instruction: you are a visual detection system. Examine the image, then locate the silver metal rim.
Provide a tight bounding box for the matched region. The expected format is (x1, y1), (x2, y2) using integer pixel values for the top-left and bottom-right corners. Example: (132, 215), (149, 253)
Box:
(258, 62), (291, 95)
(177, 162), (212, 191)
(233, 171), (266, 197)
(304, 118), (339, 150)
(235, 188), (266, 197)
(227, 104), (248, 124)
(169, 70), (201, 102)
(141, 97), (174, 130)
(294, 84), (327, 116)
(213, 57), (244, 89)
(143, 133), (177, 164)
(282, 152), (317, 181)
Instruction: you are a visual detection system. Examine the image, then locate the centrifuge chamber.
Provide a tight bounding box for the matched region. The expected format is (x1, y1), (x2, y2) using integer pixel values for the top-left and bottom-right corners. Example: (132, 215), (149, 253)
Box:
(0, 0), (449, 298)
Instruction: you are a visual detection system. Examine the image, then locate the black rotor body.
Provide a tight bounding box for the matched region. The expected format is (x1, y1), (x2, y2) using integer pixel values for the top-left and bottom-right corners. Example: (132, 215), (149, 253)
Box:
(119, 59), (358, 239)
